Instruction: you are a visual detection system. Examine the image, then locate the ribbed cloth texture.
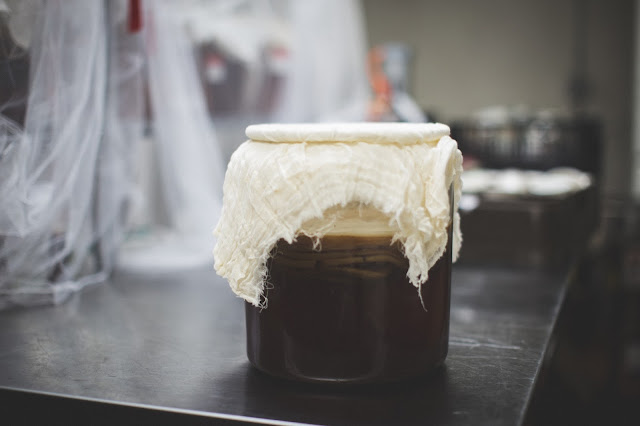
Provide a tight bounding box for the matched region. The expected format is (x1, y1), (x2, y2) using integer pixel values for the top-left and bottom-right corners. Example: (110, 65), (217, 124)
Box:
(214, 126), (463, 307)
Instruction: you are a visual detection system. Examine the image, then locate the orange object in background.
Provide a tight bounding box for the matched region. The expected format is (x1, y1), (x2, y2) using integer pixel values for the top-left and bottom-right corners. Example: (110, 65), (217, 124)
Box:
(367, 47), (393, 121)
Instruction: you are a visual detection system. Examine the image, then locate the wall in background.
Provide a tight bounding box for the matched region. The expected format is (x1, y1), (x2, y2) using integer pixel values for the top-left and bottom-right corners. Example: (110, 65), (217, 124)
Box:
(363, 0), (634, 197)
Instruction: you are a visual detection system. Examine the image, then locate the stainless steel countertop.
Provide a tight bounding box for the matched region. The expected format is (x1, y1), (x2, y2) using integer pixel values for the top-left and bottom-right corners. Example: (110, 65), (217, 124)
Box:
(0, 264), (568, 425)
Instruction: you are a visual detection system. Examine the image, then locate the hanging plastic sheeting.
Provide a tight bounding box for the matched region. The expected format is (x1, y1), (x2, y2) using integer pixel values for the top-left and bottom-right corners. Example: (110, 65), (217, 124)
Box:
(0, 0), (145, 309)
(274, 0), (370, 123)
(114, 0), (224, 272)
(116, 0), (366, 270)
(184, 0), (292, 163)
(169, 0), (370, 162)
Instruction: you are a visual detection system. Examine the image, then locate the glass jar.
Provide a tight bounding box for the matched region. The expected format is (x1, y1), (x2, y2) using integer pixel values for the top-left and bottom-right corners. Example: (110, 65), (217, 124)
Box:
(214, 122), (461, 384)
(246, 205), (453, 384)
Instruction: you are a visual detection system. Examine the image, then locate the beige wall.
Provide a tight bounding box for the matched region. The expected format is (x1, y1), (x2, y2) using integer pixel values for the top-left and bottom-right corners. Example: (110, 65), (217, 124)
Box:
(363, 0), (634, 197)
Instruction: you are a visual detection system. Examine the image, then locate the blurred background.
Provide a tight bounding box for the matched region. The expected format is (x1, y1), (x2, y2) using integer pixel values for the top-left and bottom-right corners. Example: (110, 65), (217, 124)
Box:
(0, 0), (638, 423)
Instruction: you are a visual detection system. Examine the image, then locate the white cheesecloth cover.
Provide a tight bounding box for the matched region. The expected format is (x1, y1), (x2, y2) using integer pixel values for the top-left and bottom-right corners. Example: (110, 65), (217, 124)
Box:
(214, 123), (463, 307)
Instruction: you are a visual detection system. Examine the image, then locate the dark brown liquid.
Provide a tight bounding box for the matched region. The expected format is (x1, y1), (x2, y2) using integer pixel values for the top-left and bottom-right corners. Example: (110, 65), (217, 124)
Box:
(245, 231), (452, 384)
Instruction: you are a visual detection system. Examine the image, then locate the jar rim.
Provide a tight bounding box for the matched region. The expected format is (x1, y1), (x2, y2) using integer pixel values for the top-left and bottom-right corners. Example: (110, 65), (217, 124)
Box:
(246, 122), (450, 145)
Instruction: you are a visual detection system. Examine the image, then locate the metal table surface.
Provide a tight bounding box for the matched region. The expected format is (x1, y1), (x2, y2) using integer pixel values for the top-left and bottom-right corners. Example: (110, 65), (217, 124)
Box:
(0, 264), (567, 425)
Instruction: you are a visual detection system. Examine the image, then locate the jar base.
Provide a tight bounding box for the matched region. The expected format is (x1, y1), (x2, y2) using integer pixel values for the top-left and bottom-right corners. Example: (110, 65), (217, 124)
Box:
(246, 356), (448, 386)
